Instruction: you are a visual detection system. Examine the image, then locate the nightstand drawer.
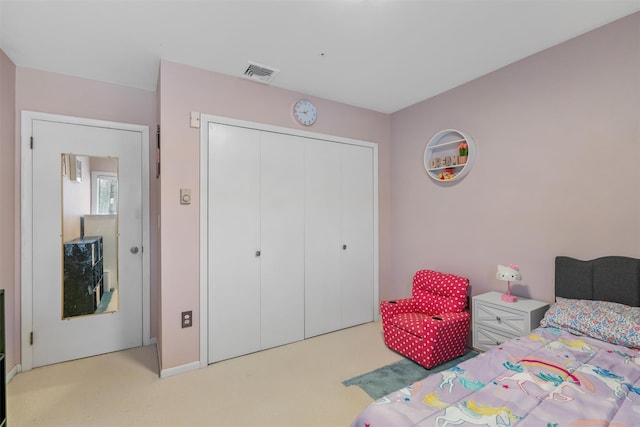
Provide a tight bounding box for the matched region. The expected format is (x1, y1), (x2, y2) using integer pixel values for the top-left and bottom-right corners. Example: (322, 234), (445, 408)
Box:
(474, 302), (527, 337)
(474, 326), (514, 351)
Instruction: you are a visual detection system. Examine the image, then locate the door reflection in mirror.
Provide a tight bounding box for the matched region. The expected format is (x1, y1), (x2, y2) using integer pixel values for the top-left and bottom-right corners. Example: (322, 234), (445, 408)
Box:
(61, 154), (119, 319)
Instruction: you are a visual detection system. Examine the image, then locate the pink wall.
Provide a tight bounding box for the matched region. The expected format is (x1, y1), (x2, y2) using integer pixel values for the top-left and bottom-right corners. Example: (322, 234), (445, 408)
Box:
(0, 49), (17, 369)
(14, 68), (159, 367)
(158, 60), (391, 370)
(389, 12), (640, 304)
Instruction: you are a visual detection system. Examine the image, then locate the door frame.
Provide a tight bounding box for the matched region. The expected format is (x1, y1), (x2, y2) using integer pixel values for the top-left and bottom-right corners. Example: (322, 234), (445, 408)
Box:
(198, 114), (379, 367)
(20, 111), (151, 371)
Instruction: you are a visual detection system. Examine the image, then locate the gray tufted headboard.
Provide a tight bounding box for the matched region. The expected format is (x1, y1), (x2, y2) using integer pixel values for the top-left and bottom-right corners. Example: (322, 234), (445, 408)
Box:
(555, 256), (640, 307)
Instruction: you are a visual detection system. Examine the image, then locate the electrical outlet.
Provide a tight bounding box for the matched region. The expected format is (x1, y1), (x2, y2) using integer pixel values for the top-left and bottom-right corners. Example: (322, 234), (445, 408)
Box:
(181, 310), (192, 328)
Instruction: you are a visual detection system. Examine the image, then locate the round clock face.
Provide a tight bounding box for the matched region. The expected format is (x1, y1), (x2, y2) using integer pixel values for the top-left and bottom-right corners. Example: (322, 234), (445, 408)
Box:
(293, 99), (317, 126)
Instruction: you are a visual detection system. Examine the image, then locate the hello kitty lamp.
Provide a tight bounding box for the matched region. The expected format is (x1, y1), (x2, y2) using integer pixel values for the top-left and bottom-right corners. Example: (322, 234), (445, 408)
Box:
(496, 264), (522, 302)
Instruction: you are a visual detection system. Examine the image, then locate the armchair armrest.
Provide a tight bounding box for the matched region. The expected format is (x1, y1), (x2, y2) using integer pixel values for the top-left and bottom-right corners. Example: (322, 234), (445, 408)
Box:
(380, 298), (417, 327)
(426, 311), (470, 341)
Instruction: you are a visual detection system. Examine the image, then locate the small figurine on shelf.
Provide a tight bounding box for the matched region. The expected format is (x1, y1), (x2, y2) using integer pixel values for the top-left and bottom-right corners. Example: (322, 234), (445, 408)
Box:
(458, 142), (468, 164)
(438, 168), (455, 180)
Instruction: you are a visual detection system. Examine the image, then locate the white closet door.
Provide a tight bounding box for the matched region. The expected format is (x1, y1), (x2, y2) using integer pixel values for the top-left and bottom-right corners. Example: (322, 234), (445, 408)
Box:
(305, 140), (343, 337)
(260, 132), (305, 349)
(208, 124), (261, 363)
(341, 144), (375, 327)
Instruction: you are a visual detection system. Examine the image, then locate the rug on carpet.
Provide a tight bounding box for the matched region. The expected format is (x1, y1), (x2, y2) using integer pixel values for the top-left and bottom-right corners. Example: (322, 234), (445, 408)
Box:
(342, 350), (478, 400)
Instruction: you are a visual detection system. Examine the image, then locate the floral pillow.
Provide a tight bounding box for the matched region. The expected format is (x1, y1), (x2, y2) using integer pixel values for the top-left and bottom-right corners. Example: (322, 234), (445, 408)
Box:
(540, 297), (640, 348)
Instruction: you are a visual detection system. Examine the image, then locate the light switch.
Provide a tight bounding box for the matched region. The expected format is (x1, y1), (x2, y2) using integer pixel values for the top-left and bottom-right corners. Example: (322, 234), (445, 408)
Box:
(180, 188), (192, 205)
(190, 112), (200, 128)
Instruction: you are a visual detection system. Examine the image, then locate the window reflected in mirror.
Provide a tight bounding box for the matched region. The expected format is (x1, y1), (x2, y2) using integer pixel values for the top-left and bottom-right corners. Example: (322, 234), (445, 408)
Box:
(61, 154), (119, 319)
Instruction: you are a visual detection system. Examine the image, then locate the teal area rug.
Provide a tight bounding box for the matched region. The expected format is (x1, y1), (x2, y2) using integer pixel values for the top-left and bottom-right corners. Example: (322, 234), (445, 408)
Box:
(343, 350), (478, 400)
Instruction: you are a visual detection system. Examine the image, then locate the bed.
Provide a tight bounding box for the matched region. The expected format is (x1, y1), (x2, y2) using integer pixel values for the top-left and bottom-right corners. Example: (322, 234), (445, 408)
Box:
(351, 256), (640, 426)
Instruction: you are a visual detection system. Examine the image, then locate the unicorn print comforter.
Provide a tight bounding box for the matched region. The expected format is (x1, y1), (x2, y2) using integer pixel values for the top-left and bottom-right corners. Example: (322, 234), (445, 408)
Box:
(351, 327), (640, 426)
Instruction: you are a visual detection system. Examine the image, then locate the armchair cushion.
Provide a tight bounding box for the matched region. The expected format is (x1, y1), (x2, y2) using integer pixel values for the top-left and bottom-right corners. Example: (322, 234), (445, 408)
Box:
(390, 313), (430, 337)
(390, 311), (470, 338)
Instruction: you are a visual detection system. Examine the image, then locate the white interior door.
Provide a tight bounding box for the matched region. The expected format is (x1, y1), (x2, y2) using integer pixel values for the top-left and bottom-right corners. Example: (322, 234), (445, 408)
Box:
(200, 114), (379, 367)
(30, 119), (143, 367)
(208, 123), (261, 363)
(340, 144), (375, 328)
(260, 132), (305, 349)
(305, 139), (342, 338)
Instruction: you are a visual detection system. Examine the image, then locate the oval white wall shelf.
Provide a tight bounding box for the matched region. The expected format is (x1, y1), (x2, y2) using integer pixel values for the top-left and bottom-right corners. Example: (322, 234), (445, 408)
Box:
(424, 129), (476, 182)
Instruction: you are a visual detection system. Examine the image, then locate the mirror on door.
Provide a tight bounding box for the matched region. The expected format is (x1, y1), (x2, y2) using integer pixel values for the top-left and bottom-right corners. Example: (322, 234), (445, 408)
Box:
(61, 154), (119, 319)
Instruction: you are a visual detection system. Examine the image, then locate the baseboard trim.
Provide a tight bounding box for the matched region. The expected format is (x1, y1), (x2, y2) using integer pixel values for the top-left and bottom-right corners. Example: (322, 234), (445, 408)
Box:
(160, 361), (200, 379)
(7, 364), (20, 383)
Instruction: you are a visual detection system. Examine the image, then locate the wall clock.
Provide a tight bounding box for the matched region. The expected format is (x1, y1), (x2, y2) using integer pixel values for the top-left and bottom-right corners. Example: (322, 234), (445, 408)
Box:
(292, 99), (317, 126)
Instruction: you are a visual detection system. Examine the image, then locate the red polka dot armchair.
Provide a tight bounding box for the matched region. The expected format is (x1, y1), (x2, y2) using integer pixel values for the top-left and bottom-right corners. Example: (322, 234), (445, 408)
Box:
(380, 270), (470, 369)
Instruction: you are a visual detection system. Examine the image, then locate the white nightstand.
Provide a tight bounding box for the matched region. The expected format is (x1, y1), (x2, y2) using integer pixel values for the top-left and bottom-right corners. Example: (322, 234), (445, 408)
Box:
(472, 291), (549, 351)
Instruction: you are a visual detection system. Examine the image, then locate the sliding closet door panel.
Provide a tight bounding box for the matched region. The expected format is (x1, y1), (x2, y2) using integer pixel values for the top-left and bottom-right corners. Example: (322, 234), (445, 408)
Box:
(305, 140), (342, 337)
(260, 132), (305, 349)
(208, 124), (261, 363)
(341, 144), (375, 327)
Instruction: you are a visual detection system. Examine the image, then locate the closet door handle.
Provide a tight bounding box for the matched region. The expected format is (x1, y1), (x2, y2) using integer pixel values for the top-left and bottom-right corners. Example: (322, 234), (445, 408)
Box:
(255, 250), (261, 257)
(343, 244), (347, 250)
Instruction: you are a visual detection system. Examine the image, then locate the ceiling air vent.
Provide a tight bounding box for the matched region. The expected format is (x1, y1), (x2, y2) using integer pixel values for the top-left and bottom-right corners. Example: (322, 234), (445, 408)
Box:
(242, 61), (279, 84)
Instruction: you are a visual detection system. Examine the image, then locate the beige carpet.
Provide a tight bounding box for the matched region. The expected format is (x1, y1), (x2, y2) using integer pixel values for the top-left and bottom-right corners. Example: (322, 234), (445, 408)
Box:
(8, 321), (402, 427)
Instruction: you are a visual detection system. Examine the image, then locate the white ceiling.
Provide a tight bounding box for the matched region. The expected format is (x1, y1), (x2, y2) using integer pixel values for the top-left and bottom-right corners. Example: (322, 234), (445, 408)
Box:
(1, 0), (639, 113)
